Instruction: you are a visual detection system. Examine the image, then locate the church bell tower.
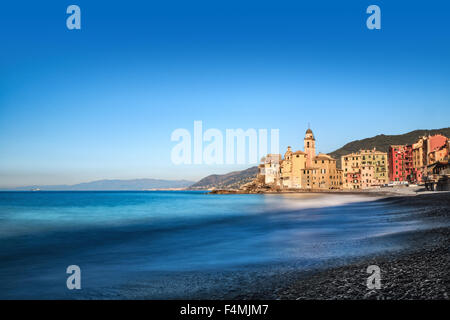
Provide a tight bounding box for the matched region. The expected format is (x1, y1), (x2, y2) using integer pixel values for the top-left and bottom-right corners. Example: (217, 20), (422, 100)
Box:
(304, 128), (316, 167)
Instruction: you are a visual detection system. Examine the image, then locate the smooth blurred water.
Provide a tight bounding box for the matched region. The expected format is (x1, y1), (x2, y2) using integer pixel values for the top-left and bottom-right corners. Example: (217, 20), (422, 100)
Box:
(0, 191), (423, 299)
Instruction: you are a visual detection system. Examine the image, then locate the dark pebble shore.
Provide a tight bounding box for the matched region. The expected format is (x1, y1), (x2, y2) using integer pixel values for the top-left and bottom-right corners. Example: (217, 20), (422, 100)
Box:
(181, 192), (449, 300)
(272, 192), (450, 300)
(275, 228), (449, 300)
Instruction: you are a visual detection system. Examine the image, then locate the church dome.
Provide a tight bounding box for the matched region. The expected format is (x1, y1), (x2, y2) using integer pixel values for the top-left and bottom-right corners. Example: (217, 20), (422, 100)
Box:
(305, 128), (315, 140)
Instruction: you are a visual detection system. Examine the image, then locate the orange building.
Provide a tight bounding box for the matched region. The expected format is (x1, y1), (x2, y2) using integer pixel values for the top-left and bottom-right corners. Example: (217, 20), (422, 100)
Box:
(412, 134), (448, 182)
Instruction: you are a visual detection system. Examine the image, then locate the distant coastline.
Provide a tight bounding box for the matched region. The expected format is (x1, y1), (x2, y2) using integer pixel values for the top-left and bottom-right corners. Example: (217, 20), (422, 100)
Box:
(0, 178), (195, 192)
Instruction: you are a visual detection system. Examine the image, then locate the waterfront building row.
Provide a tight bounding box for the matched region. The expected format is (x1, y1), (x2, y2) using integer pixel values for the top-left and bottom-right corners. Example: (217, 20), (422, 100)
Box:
(258, 129), (449, 190)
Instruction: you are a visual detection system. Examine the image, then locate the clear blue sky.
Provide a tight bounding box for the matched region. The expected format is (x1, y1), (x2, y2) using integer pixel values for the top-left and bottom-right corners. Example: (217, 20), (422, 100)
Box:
(0, 0), (449, 187)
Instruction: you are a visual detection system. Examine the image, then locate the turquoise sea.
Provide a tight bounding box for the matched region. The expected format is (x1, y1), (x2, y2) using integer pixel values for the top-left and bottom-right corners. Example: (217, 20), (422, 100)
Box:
(0, 191), (424, 299)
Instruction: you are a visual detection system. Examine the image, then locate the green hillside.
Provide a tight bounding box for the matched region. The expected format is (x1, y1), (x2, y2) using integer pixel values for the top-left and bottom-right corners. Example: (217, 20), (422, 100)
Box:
(330, 128), (450, 168)
(189, 166), (258, 190)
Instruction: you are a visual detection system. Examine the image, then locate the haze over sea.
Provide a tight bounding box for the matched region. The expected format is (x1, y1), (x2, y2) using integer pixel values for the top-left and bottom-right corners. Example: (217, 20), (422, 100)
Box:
(0, 191), (428, 299)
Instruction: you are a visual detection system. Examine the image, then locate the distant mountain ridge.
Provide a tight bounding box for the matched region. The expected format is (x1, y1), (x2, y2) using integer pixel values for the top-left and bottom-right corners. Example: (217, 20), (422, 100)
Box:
(189, 127), (450, 190)
(2, 178), (195, 191)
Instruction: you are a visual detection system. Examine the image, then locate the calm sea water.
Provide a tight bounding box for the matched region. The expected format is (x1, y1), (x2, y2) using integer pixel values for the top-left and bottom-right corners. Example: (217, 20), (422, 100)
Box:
(0, 191), (423, 299)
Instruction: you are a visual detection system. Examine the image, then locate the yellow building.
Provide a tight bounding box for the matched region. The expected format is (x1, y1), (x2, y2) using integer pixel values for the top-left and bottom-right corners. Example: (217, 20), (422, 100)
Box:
(341, 148), (388, 189)
(337, 168), (343, 187)
(280, 147), (293, 188)
(300, 153), (341, 189)
(412, 139), (425, 169)
(272, 128), (342, 190)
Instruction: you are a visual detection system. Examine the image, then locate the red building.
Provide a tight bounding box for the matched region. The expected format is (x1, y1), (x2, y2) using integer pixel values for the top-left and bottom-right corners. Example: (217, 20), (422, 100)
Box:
(345, 172), (361, 189)
(428, 134), (448, 155)
(388, 145), (414, 182)
(389, 134), (449, 183)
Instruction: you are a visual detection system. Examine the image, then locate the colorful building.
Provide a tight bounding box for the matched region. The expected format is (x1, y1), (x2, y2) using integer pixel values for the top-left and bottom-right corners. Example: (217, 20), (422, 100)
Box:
(341, 149), (388, 189)
(388, 145), (414, 182)
(361, 165), (376, 189)
(392, 134), (449, 183)
(345, 172), (361, 189)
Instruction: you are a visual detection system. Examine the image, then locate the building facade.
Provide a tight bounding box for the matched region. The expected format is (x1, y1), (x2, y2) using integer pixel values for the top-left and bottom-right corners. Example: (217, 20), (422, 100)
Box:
(388, 145), (414, 182)
(341, 149), (388, 189)
(262, 128), (342, 190)
(345, 172), (361, 189)
(260, 153), (282, 185)
(391, 134), (449, 183)
(300, 153), (341, 189)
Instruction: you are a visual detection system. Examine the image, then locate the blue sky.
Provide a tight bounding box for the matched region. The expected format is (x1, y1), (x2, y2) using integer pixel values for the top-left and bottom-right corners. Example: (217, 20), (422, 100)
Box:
(0, 1), (449, 187)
